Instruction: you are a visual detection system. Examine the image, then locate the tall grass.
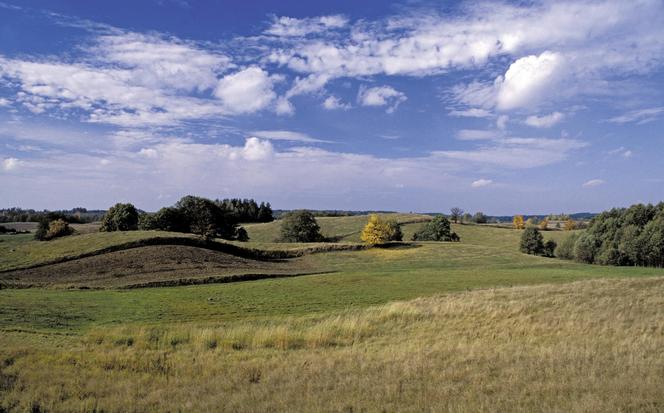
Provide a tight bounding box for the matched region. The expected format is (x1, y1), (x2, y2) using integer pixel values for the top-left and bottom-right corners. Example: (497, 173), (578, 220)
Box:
(2, 277), (663, 412)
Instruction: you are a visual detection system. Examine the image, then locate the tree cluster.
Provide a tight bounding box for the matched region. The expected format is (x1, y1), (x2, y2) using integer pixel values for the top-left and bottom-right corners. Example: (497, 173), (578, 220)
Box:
(520, 227), (556, 257)
(138, 196), (245, 241)
(412, 216), (460, 242)
(1, 207), (103, 224)
(360, 215), (403, 245)
(216, 198), (273, 223)
(278, 210), (324, 242)
(557, 203), (664, 267)
(34, 216), (73, 241)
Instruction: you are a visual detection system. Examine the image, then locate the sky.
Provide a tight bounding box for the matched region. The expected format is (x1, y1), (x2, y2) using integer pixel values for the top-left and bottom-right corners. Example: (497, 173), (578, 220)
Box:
(1, 0), (663, 215)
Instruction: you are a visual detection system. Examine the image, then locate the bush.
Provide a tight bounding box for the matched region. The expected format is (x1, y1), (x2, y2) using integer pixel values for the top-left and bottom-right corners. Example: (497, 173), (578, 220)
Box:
(100, 203), (139, 232)
(278, 210), (323, 242)
(520, 227), (544, 255)
(361, 215), (402, 245)
(412, 216), (459, 242)
(473, 212), (488, 224)
(236, 227), (249, 242)
(35, 219), (73, 241)
(543, 239), (557, 258)
(573, 232), (598, 263)
(555, 232), (579, 260)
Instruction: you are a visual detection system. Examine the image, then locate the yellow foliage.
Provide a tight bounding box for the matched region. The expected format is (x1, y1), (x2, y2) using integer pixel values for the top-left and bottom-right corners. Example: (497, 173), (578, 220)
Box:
(361, 214), (394, 245)
(564, 219), (576, 231)
(539, 219), (549, 231)
(513, 215), (525, 230)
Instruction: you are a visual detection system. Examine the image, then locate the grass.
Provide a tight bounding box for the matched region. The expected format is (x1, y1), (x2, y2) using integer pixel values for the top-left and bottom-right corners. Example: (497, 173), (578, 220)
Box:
(1, 215), (663, 411)
(1, 277), (662, 411)
(244, 213), (431, 242)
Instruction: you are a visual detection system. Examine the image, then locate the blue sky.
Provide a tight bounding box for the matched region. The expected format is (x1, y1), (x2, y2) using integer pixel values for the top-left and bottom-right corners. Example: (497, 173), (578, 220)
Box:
(1, 0), (663, 214)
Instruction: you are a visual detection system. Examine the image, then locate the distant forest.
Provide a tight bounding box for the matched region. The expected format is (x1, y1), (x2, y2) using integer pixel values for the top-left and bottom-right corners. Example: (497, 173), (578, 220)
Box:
(1, 199), (273, 224)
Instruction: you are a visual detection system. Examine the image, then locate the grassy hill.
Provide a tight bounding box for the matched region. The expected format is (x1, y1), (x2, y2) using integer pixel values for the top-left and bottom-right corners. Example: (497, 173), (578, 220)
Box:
(243, 212), (432, 242)
(1, 213), (663, 411)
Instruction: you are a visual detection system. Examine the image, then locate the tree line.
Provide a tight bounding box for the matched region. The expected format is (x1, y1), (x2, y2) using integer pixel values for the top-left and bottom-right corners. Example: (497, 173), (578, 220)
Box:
(32, 196), (272, 241)
(555, 203), (664, 267)
(0, 207), (104, 224)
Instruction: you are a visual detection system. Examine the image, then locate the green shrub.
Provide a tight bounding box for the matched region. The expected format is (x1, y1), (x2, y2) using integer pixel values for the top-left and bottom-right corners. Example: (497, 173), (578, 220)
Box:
(412, 215), (459, 242)
(278, 210), (323, 242)
(100, 203), (139, 232)
(555, 232), (579, 260)
(520, 227), (544, 255)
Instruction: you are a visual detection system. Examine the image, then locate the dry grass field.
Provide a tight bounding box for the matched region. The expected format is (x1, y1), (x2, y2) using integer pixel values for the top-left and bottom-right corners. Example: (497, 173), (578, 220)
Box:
(1, 277), (662, 412)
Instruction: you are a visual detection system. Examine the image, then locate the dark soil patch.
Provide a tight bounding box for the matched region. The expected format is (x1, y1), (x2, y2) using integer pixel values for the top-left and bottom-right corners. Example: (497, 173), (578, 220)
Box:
(0, 245), (306, 289)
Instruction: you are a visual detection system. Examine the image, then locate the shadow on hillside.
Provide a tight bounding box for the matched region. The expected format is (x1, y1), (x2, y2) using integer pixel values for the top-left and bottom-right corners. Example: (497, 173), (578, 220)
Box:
(374, 242), (422, 250)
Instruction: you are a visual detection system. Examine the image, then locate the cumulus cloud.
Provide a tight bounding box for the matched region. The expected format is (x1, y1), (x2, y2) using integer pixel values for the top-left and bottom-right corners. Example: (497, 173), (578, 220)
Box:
(582, 179), (605, 188)
(471, 179), (493, 188)
(241, 137), (274, 161)
(0, 98), (10, 107)
(525, 112), (565, 128)
(358, 86), (406, 113)
(214, 66), (278, 114)
(496, 52), (565, 111)
(322, 96), (351, 110)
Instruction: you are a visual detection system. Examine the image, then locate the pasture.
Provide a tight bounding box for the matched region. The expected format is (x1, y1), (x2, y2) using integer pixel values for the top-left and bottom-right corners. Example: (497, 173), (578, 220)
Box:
(1, 214), (663, 411)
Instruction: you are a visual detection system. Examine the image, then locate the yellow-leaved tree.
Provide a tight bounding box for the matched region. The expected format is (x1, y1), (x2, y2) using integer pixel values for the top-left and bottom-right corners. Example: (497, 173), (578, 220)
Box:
(539, 218), (549, 231)
(513, 215), (525, 230)
(361, 214), (401, 245)
(564, 219), (576, 231)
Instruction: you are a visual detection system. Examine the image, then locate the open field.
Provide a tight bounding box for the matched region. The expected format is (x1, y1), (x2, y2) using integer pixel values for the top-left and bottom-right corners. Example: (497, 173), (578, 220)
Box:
(1, 277), (663, 412)
(1, 214), (663, 411)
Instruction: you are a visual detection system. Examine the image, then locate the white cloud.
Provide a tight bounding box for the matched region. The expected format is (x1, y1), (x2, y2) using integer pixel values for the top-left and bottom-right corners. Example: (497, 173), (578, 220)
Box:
(582, 179), (605, 188)
(525, 112), (565, 128)
(322, 96), (351, 110)
(2, 157), (20, 171)
(214, 66), (278, 114)
(92, 32), (230, 92)
(435, 138), (587, 169)
(608, 147), (633, 158)
(496, 115), (509, 130)
(496, 52), (565, 111)
(448, 108), (493, 118)
(471, 179), (493, 188)
(456, 129), (497, 141)
(268, 1), (664, 88)
(241, 137), (273, 161)
(274, 97), (295, 116)
(250, 130), (331, 143)
(358, 85), (406, 113)
(0, 98), (10, 107)
(265, 15), (348, 37)
(0, 55), (226, 126)
(608, 107), (664, 124)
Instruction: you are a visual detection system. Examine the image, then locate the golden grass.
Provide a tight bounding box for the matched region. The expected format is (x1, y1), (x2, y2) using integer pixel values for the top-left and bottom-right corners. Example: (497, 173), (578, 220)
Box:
(2, 276), (663, 412)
